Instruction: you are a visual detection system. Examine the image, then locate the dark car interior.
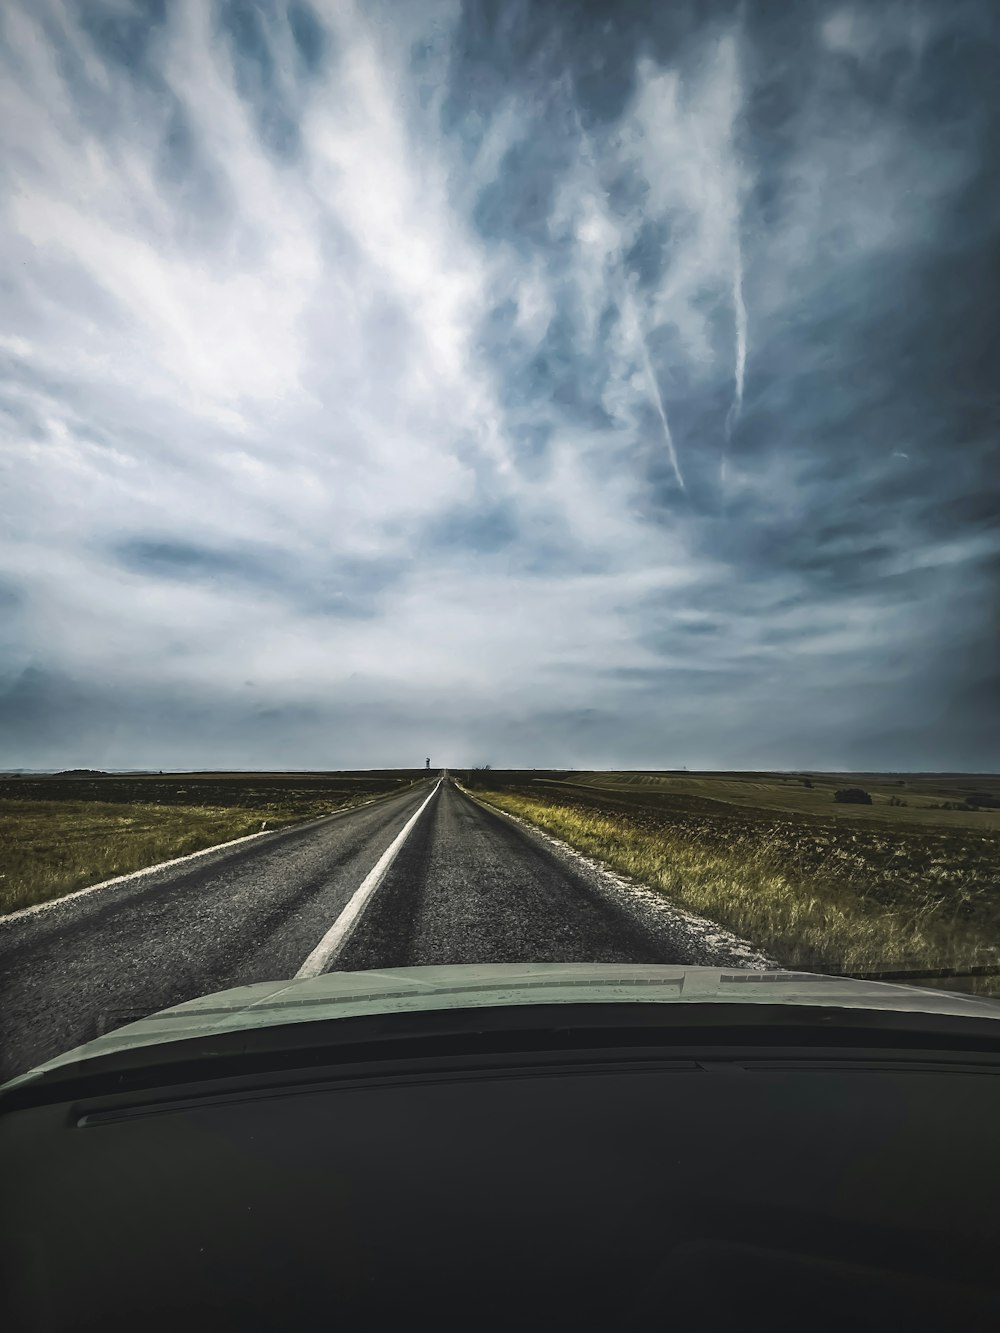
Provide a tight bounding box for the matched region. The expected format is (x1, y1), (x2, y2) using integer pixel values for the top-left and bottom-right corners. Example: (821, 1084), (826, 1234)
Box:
(3, 1001), (1000, 1330)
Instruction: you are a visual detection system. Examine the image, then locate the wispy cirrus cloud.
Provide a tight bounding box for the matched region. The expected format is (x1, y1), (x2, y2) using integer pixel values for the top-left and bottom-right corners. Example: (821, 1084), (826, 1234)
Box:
(0, 0), (997, 770)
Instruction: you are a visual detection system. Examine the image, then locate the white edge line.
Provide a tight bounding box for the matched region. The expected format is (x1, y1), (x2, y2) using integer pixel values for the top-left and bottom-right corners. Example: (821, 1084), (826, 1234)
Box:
(0, 787), (417, 928)
(296, 781), (441, 978)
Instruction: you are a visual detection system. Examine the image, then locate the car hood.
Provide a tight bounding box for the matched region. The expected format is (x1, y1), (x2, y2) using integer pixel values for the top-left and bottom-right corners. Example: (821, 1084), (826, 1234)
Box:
(5, 963), (1000, 1094)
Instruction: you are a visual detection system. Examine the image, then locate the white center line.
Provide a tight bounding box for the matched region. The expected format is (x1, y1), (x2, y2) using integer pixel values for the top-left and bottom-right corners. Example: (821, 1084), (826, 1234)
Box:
(295, 781), (441, 978)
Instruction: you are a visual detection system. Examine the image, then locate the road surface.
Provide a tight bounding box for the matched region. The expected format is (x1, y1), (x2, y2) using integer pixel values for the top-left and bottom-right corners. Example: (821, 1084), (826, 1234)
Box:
(0, 779), (762, 1081)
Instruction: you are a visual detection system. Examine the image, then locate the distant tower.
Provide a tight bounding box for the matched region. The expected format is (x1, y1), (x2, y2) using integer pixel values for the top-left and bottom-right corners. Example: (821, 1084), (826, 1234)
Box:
(425, 757), (430, 770)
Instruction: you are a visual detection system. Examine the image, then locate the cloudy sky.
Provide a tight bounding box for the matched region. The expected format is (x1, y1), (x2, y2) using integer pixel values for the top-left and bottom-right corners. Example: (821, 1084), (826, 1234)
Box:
(1, 0), (998, 771)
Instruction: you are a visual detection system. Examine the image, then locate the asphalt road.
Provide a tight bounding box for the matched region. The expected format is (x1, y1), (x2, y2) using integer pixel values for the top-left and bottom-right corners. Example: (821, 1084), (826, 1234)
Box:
(0, 779), (762, 1081)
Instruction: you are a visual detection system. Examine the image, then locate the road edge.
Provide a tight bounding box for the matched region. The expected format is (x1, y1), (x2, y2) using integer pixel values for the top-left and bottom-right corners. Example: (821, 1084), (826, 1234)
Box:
(0, 781), (426, 928)
(459, 783), (776, 970)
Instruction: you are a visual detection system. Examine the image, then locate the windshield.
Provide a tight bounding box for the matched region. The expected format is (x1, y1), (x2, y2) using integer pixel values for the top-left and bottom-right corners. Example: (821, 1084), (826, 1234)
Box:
(1, 0), (998, 1084)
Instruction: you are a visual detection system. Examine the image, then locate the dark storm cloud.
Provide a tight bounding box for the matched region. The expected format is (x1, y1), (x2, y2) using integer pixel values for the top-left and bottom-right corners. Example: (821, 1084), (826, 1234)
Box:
(0, 0), (998, 769)
(218, 0), (302, 158)
(286, 2), (328, 78)
(77, 0), (168, 71)
(113, 538), (405, 621)
(115, 538), (266, 583)
(0, 580), (22, 612)
(426, 502), (518, 555)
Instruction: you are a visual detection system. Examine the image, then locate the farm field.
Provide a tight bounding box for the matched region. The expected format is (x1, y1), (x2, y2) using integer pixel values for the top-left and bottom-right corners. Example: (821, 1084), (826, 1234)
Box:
(523, 770), (1000, 828)
(0, 771), (419, 916)
(467, 770), (1000, 991)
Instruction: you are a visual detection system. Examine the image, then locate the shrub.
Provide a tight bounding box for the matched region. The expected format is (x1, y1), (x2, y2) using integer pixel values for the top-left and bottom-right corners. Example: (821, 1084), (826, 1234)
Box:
(834, 788), (872, 805)
(966, 792), (1000, 809)
(801, 778), (813, 788)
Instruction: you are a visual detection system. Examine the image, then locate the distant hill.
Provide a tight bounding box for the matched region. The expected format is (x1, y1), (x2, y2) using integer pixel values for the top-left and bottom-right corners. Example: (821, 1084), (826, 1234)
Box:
(50, 769), (109, 779)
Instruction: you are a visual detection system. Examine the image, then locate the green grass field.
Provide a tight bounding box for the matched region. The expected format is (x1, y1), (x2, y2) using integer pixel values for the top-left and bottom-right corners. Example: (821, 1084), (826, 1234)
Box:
(468, 770), (1000, 991)
(0, 772), (416, 916)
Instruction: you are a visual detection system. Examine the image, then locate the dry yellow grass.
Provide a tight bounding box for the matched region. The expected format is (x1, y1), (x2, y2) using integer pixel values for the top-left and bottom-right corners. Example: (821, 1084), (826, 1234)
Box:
(477, 790), (1000, 983)
(0, 797), (338, 916)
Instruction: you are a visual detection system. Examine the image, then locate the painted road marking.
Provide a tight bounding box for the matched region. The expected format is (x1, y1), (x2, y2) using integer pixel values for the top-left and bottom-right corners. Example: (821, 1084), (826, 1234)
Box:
(296, 781), (441, 978)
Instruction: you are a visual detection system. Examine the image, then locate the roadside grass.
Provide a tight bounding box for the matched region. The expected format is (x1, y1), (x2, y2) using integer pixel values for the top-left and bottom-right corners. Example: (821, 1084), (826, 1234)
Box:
(1, 791), (371, 916)
(475, 788), (1000, 987)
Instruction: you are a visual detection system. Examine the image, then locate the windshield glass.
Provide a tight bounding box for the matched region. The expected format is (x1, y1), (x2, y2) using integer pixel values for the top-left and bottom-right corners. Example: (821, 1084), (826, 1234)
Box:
(1, 0), (998, 1083)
